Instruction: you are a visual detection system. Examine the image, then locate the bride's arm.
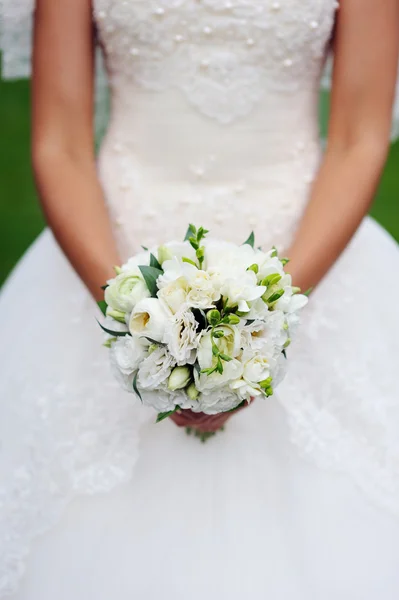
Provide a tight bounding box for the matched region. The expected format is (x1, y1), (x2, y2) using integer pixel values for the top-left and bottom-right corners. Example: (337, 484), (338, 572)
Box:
(32, 0), (120, 301)
(287, 0), (399, 291)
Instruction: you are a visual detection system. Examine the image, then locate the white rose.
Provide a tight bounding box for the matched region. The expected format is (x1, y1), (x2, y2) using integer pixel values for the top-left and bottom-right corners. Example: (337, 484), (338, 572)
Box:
(110, 336), (146, 391)
(220, 271), (265, 313)
(157, 277), (189, 314)
(137, 346), (176, 390)
(129, 298), (171, 343)
(163, 307), (199, 365)
(105, 270), (150, 314)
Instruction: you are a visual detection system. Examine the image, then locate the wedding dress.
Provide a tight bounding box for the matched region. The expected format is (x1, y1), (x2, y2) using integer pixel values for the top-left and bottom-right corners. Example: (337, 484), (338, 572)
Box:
(1, 0), (399, 598)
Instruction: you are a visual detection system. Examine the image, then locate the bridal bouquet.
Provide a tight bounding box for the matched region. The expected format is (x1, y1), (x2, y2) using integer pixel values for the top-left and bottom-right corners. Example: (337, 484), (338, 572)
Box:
(99, 225), (308, 436)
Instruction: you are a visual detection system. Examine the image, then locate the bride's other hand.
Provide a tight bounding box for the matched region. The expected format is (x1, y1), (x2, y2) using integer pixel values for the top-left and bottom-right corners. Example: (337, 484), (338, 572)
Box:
(32, 0), (121, 301)
(286, 0), (399, 292)
(170, 401), (252, 433)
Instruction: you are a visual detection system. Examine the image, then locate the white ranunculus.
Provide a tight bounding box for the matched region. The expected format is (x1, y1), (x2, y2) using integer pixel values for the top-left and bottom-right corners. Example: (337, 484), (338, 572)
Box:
(163, 307), (199, 365)
(129, 298), (171, 343)
(137, 346), (176, 390)
(157, 277), (189, 314)
(220, 271), (265, 313)
(105, 269), (150, 313)
(110, 336), (146, 391)
(196, 389), (243, 415)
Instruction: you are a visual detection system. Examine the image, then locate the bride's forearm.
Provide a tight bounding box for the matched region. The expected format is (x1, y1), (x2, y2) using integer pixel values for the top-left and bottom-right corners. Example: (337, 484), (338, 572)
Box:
(286, 140), (388, 291)
(33, 148), (120, 301)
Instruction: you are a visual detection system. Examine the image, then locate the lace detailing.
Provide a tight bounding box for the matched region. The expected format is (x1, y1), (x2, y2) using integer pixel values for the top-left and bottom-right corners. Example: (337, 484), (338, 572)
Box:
(94, 0), (338, 123)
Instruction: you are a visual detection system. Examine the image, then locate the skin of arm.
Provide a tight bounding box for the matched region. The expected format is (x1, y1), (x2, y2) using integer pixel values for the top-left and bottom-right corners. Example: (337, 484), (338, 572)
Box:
(287, 0), (399, 292)
(32, 0), (120, 301)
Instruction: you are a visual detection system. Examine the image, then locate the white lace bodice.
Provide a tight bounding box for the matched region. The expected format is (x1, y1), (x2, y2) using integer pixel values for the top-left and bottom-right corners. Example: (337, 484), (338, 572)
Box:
(92, 0), (338, 257)
(94, 0), (337, 123)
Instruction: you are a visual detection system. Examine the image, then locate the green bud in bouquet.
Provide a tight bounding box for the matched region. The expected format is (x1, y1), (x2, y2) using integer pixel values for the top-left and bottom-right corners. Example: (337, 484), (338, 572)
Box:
(226, 314), (240, 325)
(264, 289), (285, 304)
(259, 377), (273, 389)
(106, 307), (126, 324)
(168, 366), (192, 391)
(187, 382), (200, 401)
(283, 338), (291, 349)
(291, 286), (301, 295)
(261, 273), (282, 287)
(114, 266), (122, 275)
(247, 263), (259, 274)
(157, 245), (173, 265)
(207, 309), (221, 326)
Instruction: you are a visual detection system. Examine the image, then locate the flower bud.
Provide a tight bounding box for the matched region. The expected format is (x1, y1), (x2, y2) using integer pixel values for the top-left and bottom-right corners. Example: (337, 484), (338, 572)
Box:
(106, 308), (126, 323)
(114, 266), (122, 275)
(157, 245), (173, 265)
(247, 263), (259, 274)
(196, 246), (205, 261)
(168, 366), (192, 391)
(265, 289), (285, 304)
(187, 382), (200, 401)
(283, 338), (291, 349)
(207, 309), (221, 326)
(261, 273), (282, 287)
(291, 286), (301, 295)
(260, 377), (273, 389)
(227, 314), (240, 325)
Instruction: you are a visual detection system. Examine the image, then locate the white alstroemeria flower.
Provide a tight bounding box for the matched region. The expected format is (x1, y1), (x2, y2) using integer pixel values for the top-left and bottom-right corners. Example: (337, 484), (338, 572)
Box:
(129, 298), (171, 343)
(137, 346), (176, 390)
(158, 277), (189, 314)
(220, 271), (265, 313)
(196, 389), (243, 415)
(163, 307), (199, 365)
(105, 269), (150, 314)
(110, 336), (146, 391)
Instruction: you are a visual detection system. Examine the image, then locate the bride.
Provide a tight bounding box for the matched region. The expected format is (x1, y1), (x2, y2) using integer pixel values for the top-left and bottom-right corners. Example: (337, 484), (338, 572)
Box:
(1, 0), (399, 598)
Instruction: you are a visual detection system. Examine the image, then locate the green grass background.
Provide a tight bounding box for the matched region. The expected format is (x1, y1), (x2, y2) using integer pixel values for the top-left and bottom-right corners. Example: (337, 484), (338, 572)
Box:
(0, 79), (398, 286)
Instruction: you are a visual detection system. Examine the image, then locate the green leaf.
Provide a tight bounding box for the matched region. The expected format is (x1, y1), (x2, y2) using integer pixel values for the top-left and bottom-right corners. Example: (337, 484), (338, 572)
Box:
(219, 353), (232, 362)
(282, 349), (287, 359)
(139, 265), (163, 297)
(182, 257), (198, 267)
(226, 400), (246, 413)
(143, 337), (166, 346)
(184, 224), (196, 241)
(97, 319), (131, 337)
(150, 253), (163, 271)
(303, 287), (313, 297)
(133, 372), (142, 402)
(97, 300), (107, 316)
(141, 245), (149, 251)
(243, 231), (255, 248)
(101, 284), (108, 291)
(156, 405), (180, 423)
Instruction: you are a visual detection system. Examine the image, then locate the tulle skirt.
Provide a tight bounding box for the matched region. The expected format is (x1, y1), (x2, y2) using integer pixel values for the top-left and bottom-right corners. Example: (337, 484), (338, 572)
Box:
(1, 216), (399, 599)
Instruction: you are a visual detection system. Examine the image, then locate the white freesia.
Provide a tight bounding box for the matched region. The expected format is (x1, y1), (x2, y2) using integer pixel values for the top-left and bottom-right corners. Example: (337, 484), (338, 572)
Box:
(105, 269), (150, 313)
(158, 241), (197, 266)
(163, 307), (199, 365)
(230, 351), (273, 401)
(129, 298), (171, 343)
(204, 240), (256, 279)
(122, 250), (151, 271)
(195, 324), (243, 391)
(220, 271), (265, 313)
(138, 346), (176, 390)
(254, 250), (285, 282)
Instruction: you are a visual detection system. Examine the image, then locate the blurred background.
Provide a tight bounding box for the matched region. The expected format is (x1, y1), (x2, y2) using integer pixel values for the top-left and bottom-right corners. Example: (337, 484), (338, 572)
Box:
(0, 76), (398, 286)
